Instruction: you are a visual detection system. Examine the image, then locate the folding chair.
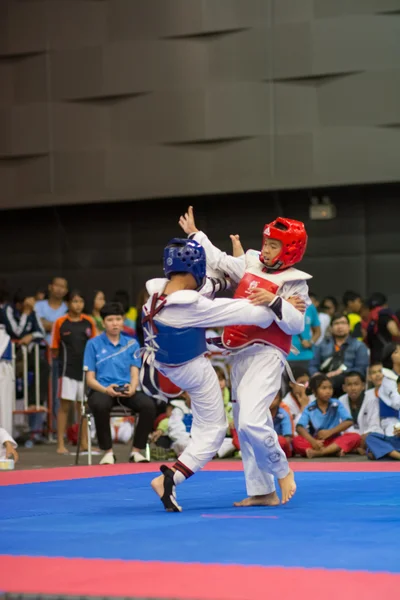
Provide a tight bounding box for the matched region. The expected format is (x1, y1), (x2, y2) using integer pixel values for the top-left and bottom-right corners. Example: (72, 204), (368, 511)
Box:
(75, 367), (151, 466)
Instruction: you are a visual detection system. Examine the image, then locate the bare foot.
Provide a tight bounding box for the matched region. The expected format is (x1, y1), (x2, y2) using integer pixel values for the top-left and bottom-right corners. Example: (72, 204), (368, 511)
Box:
(151, 473), (182, 512)
(57, 447), (69, 455)
(278, 469), (296, 504)
(339, 449), (346, 457)
(305, 448), (319, 458)
(357, 447), (366, 456)
(233, 491), (280, 507)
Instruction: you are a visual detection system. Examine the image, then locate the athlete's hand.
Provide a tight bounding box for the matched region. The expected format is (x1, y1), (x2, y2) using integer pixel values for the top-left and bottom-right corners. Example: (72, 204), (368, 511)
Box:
(287, 296), (306, 314)
(316, 429), (331, 440)
(230, 234), (245, 257)
(179, 206), (199, 235)
(248, 288), (276, 306)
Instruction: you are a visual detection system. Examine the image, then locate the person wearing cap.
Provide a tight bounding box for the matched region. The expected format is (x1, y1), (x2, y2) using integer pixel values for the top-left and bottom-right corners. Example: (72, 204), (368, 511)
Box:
(83, 302), (156, 465)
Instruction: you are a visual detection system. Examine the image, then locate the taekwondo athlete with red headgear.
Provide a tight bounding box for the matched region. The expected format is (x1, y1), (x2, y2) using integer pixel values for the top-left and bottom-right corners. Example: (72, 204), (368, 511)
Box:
(142, 238), (305, 512)
(179, 207), (311, 506)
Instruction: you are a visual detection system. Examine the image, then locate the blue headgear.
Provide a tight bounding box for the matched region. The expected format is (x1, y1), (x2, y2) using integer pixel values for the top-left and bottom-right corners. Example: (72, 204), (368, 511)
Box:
(163, 238), (206, 289)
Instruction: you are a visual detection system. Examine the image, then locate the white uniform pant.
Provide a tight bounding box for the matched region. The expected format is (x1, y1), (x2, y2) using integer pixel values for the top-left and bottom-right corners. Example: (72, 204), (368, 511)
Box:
(0, 361), (14, 436)
(157, 356), (227, 474)
(231, 346), (289, 497)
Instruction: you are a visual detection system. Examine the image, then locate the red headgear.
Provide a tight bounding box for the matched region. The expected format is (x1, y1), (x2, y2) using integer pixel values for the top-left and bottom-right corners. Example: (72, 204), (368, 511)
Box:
(261, 217), (307, 270)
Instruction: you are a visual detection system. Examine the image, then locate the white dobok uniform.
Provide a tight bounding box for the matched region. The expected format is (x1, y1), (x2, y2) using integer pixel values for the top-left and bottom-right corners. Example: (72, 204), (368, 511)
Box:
(379, 369), (400, 436)
(192, 231), (311, 496)
(0, 427), (17, 461)
(143, 278), (284, 477)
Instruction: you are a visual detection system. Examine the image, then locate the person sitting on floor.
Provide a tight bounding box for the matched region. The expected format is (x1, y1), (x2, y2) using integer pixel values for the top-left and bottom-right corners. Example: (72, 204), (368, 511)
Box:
(339, 371), (383, 455)
(282, 366), (310, 427)
(378, 343), (400, 436)
(293, 374), (361, 458)
(270, 390), (293, 458)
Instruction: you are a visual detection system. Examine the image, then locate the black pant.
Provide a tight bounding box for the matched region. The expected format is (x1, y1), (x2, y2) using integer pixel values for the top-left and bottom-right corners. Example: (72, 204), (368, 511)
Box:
(88, 390), (156, 451)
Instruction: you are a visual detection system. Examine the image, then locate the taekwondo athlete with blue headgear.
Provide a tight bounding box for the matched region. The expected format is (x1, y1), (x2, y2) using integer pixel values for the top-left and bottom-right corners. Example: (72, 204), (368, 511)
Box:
(142, 238), (305, 512)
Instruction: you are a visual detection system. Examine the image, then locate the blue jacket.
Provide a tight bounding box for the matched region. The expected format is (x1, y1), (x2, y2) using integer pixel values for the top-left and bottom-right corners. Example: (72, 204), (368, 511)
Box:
(309, 335), (369, 377)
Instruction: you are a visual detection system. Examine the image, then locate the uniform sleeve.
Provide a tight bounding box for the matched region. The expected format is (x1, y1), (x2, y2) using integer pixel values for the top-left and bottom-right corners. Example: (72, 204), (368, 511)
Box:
(157, 296), (274, 330)
(31, 310), (45, 341)
(297, 409), (311, 430)
(198, 276), (230, 300)
(379, 376), (400, 411)
(83, 339), (97, 372)
(337, 401), (353, 422)
(0, 427), (17, 450)
(281, 411), (293, 437)
(268, 280), (311, 336)
(51, 318), (62, 349)
(193, 231), (246, 284)
(365, 397), (384, 435)
(129, 340), (142, 369)
(4, 305), (25, 338)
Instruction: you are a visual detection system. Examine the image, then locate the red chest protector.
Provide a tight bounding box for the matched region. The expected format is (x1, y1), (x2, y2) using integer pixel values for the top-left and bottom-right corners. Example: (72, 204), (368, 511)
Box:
(222, 271), (292, 354)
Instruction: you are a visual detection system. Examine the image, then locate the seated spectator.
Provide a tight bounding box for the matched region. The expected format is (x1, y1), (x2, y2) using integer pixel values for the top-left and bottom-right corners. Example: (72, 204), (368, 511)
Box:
(309, 313), (369, 397)
(320, 296), (338, 319)
(378, 343), (400, 435)
(283, 366), (310, 426)
(366, 426), (400, 461)
(293, 374), (361, 458)
(288, 302), (320, 371)
(366, 293), (400, 363)
(342, 291), (363, 341)
(51, 290), (96, 455)
(83, 302), (156, 464)
(339, 371), (382, 454)
(270, 390), (293, 458)
(113, 290), (137, 338)
(310, 292), (330, 345)
(91, 290), (106, 335)
(0, 426), (18, 463)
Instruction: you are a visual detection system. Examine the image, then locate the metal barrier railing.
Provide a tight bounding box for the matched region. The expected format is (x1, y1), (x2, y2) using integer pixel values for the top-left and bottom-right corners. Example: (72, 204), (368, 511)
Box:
(11, 342), (53, 437)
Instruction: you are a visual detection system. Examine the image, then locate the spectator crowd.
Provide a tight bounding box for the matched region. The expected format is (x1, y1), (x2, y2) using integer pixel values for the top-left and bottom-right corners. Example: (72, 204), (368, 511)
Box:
(1, 280), (400, 466)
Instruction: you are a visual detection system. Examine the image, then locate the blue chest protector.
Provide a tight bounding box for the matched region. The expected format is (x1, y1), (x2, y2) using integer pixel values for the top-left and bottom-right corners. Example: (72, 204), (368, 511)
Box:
(142, 297), (207, 366)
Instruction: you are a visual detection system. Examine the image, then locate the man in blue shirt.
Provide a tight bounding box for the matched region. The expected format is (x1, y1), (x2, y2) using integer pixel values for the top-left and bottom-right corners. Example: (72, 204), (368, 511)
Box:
(293, 374), (361, 458)
(288, 303), (321, 370)
(84, 302), (156, 465)
(309, 313), (369, 397)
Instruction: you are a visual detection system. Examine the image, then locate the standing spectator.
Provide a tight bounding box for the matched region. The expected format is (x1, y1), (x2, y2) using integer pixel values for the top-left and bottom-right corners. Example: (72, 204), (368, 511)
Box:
(309, 313), (369, 397)
(366, 293), (400, 362)
(36, 277), (68, 427)
(288, 303), (320, 371)
(293, 374), (361, 458)
(36, 277), (68, 344)
(113, 290), (137, 338)
(3, 290), (48, 439)
(83, 302), (156, 465)
(270, 391), (293, 458)
(51, 290), (96, 455)
(91, 290), (106, 335)
(342, 291), (363, 340)
(35, 288), (47, 302)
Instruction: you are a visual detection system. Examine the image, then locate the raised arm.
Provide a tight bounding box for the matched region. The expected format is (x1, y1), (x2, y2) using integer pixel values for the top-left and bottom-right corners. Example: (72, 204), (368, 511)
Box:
(179, 206), (245, 284)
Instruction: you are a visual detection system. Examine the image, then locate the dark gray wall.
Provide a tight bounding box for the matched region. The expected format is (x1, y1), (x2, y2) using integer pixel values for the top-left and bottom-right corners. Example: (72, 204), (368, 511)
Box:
(1, 184), (399, 310)
(0, 0), (400, 210)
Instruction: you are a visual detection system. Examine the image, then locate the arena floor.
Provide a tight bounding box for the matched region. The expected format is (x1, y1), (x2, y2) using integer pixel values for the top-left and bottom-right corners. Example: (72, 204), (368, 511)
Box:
(1, 450), (399, 600)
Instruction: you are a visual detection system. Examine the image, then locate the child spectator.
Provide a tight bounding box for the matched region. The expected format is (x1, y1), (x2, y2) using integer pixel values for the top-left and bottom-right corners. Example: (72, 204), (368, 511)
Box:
(52, 290), (96, 455)
(339, 371), (382, 454)
(378, 343), (400, 435)
(293, 374), (361, 458)
(270, 390), (293, 458)
(91, 290), (106, 334)
(283, 366), (310, 426)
